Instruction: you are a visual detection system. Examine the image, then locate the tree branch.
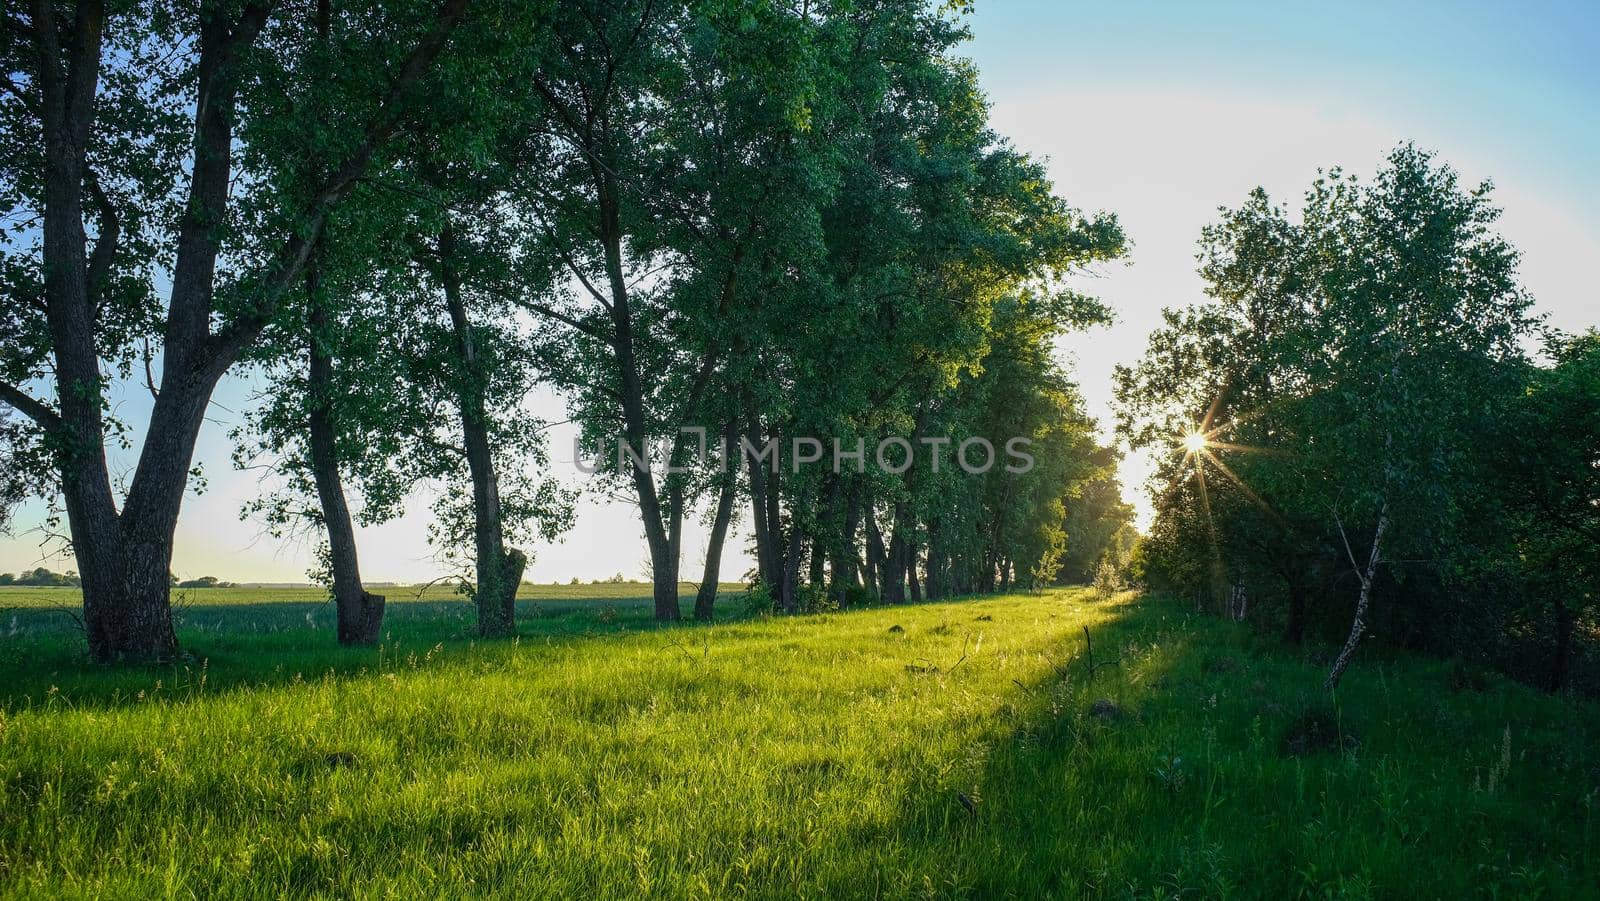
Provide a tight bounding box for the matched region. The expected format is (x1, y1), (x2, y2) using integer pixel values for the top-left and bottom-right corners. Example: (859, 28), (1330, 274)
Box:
(206, 0), (470, 369)
(0, 379), (61, 429)
(516, 298), (610, 341)
(84, 170), (119, 309)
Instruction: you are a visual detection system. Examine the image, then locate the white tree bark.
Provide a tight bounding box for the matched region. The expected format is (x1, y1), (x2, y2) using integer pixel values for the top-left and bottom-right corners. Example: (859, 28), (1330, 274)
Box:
(1326, 503), (1389, 690)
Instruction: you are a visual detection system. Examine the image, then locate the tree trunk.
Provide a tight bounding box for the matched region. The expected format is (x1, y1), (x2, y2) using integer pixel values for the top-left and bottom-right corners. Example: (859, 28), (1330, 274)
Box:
(1325, 508), (1389, 690)
(654, 483), (685, 622)
(864, 508), (888, 600)
(781, 521), (805, 613)
(743, 415), (782, 592)
(807, 525), (828, 588)
(1284, 575), (1307, 646)
(1550, 596), (1573, 693)
(924, 518), (943, 601)
(882, 503), (911, 604)
(695, 433), (738, 621)
(832, 479), (861, 605)
(907, 540), (922, 603)
(306, 263), (385, 646)
(440, 225), (522, 637)
(590, 180), (684, 622)
(29, 0), (172, 662)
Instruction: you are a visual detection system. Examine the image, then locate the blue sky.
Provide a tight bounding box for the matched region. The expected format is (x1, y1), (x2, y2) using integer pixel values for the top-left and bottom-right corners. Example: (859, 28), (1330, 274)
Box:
(3, 1), (1597, 582)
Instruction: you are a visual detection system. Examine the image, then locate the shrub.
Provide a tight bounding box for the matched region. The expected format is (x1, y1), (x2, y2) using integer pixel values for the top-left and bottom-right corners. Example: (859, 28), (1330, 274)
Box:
(837, 583), (877, 609)
(795, 584), (839, 615)
(741, 582), (775, 617)
(1093, 555), (1123, 598)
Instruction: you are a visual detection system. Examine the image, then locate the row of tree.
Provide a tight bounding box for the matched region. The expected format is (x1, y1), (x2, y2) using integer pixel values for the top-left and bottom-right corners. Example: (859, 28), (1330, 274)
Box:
(0, 568), (231, 587)
(1116, 146), (1598, 692)
(2, 0), (1132, 660)
(0, 567), (80, 587)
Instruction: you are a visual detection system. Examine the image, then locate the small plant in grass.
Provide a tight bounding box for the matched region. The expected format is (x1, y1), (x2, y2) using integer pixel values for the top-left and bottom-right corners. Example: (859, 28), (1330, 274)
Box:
(1474, 726), (1514, 794)
(1153, 754), (1188, 794)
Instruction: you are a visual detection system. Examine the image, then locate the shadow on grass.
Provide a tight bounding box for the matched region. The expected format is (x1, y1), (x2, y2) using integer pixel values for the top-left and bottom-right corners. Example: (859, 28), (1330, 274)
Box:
(1, 591), (1596, 896)
(0, 587), (1014, 711)
(817, 595), (1600, 897)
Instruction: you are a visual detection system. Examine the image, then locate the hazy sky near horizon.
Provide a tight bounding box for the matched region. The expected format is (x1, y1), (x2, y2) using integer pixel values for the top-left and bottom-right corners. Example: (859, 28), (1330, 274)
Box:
(3, 0), (1596, 583)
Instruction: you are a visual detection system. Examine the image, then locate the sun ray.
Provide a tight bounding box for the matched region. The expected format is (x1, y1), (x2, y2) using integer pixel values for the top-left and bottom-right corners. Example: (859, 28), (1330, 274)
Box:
(1205, 441), (1292, 458)
(1198, 378), (1231, 438)
(1202, 449), (1289, 525)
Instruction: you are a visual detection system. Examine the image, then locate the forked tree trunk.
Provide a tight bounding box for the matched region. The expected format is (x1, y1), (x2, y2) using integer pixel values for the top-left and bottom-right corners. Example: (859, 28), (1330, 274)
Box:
(864, 511), (890, 601)
(695, 437), (738, 621)
(306, 263), (385, 646)
(654, 484), (685, 621)
(1325, 508), (1389, 690)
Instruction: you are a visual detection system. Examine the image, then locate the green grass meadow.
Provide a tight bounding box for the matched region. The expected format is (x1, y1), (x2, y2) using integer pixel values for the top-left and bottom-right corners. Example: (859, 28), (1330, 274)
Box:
(1, 587), (1596, 898)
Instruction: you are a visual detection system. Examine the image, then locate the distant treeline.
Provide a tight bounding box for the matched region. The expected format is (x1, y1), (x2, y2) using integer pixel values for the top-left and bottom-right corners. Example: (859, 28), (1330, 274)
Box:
(0, 570), (243, 589)
(0, 568), (81, 587)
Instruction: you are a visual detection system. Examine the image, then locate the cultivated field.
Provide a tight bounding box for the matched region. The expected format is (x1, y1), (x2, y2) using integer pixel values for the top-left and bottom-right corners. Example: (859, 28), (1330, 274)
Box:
(1, 588), (1595, 898)
(0, 581), (740, 609)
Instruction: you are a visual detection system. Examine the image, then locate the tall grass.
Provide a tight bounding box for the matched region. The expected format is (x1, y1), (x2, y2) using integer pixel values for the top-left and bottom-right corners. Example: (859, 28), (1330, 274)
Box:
(1, 589), (1595, 898)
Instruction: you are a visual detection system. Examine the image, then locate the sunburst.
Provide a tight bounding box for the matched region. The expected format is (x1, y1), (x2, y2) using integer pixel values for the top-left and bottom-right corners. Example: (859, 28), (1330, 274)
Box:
(1165, 400), (1286, 526)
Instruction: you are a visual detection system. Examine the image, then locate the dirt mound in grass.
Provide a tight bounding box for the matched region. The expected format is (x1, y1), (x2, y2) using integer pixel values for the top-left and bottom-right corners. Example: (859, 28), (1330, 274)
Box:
(1279, 709), (1360, 756)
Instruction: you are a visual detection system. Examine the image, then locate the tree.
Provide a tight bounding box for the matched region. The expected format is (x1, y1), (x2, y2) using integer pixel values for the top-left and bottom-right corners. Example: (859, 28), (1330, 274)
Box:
(1056, 468), (1135, 586)
(1, 0), (470, 660)
(1468, 331), (1600, 690)
(233, 1), (572, 641)
(1116, 146), (1542, 688)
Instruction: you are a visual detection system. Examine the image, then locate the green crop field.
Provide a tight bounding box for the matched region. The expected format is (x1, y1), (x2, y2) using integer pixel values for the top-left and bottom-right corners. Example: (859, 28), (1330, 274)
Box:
(1, 588), (1595, 898)
(0, 581), (741, 610)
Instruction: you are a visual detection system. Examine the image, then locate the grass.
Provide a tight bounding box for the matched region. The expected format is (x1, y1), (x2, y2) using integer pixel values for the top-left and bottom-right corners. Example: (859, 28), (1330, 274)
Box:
(1, 588), (1597, 898)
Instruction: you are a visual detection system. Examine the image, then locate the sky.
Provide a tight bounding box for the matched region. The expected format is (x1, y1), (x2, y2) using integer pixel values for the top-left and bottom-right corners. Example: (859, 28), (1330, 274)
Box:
(3, 0), (1597, 584)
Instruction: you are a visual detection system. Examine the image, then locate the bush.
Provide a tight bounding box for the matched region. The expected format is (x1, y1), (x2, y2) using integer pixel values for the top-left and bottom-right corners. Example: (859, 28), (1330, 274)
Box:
(795, 584), (839, 615)
(1093, 556), (1123, 598)
(741, 582), (775, 617)
(836, 583), (877, 609)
